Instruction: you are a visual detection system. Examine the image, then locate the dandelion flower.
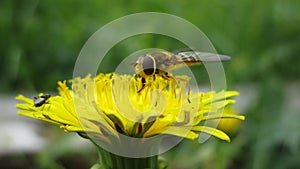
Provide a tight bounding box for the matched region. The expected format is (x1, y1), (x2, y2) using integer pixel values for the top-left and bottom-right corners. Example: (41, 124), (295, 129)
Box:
(16, 73), (244, 169)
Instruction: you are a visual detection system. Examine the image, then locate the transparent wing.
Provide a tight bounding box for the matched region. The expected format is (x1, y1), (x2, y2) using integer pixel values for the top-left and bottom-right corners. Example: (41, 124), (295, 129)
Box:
(178, 51), (231, 62)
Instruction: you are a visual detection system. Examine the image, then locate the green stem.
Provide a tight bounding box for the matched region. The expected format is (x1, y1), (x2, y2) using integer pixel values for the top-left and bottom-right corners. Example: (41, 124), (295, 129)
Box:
(96, 146), (159, 169)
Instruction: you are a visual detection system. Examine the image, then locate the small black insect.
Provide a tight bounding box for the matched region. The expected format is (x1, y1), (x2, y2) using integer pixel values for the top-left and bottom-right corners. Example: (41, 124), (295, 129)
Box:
(34, 94), (51, 107)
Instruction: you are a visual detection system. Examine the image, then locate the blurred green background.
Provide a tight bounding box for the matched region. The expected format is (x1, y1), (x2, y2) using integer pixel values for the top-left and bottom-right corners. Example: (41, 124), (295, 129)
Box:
(1, 0), (300, 169)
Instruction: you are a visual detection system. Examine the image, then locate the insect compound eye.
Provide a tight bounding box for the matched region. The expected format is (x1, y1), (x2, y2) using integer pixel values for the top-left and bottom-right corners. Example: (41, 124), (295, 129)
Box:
(142, 55), (156, 75)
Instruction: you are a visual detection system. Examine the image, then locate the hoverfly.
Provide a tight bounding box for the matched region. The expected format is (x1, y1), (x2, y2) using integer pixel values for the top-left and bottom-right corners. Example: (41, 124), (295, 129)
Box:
(34, 94), (51, 107)
(132, 49), (231, 93)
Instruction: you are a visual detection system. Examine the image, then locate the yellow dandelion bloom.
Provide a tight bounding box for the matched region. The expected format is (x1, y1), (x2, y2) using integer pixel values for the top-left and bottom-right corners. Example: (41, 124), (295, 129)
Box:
(16, 73), (244, 143)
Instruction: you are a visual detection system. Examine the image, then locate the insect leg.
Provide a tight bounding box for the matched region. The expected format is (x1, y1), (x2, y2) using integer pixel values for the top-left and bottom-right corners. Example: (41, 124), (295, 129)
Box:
(161, 72), (177, 95)
(174, 76), (191, 104)
(137, 77), (147, 93)
(162, 72), (172, 80)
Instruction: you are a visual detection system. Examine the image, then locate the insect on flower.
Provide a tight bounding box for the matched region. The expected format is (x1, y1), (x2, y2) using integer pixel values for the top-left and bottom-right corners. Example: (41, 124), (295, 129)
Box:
(132, 49), (231, 93)
(34, 94), (51, 107)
